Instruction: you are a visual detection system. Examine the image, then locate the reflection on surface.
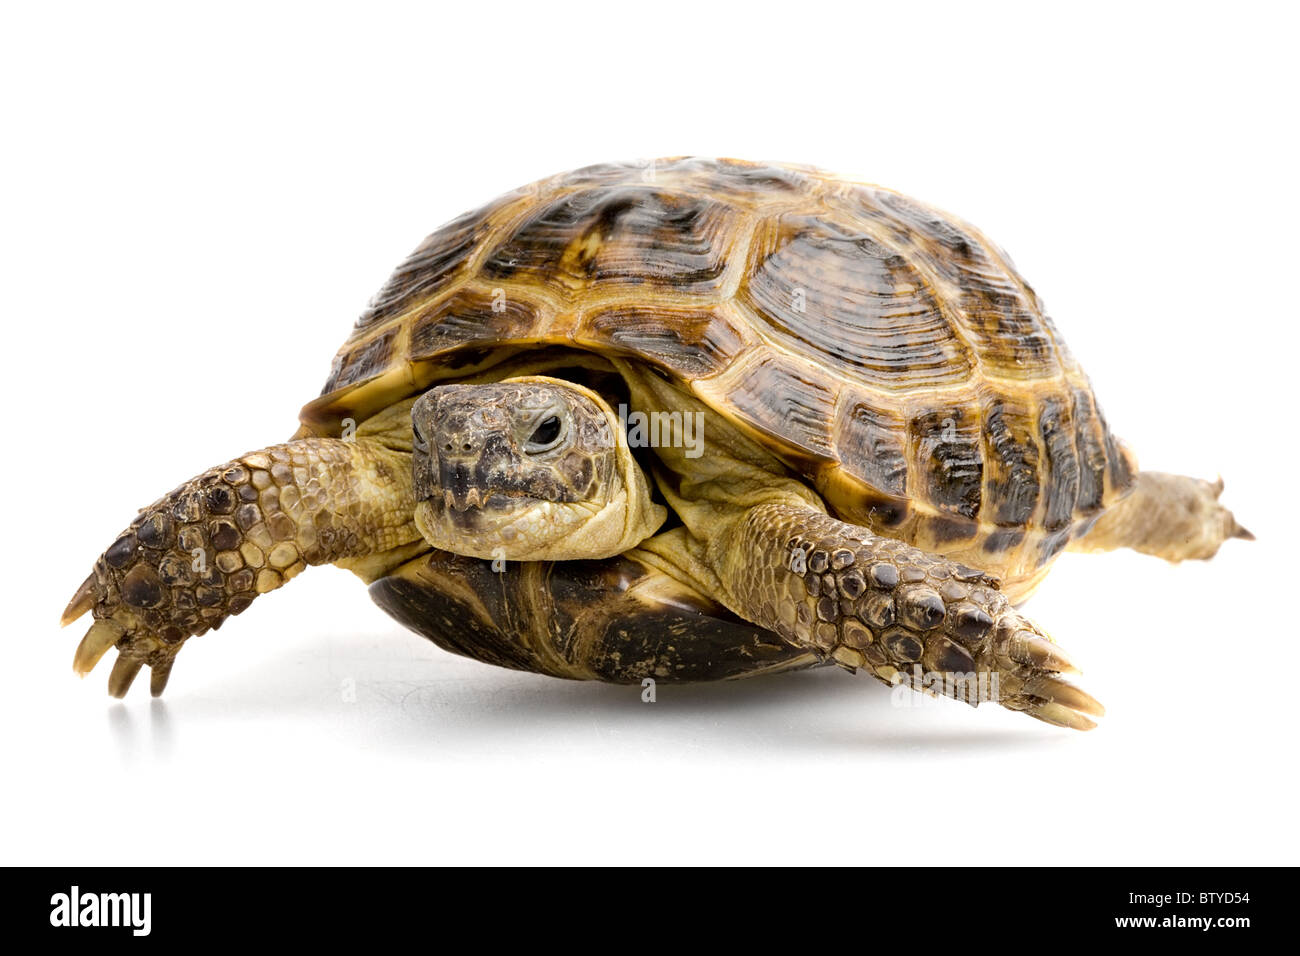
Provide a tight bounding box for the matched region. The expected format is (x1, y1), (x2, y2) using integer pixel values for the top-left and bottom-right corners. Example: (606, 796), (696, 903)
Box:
(96, 629), (1062, 763)
(106, 698), (173, 762)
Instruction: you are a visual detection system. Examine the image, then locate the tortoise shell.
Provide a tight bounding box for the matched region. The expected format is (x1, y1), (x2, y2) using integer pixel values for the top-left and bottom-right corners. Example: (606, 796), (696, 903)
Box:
(297, 158), (1136, 585)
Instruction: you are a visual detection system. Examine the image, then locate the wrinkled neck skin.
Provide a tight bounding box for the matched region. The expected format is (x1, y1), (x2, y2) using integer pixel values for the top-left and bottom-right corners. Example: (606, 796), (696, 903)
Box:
(412, 376), (666, 562)
(611, 359), (823, 519)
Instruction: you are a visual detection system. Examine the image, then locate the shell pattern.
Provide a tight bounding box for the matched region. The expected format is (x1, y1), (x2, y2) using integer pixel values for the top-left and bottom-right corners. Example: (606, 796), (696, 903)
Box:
(298, 158), (1135, 586)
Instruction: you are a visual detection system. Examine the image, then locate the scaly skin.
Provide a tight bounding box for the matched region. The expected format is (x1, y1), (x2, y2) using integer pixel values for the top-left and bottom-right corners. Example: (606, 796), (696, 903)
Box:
(715, 502), (1105, 729)
(62, 438), (417, 697)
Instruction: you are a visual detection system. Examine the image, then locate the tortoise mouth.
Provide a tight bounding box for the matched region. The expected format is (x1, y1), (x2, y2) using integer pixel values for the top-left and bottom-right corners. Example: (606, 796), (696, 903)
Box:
(413, 449), (578, 518)
(424, 487), (550, 515)
(412, 490), (598, 562)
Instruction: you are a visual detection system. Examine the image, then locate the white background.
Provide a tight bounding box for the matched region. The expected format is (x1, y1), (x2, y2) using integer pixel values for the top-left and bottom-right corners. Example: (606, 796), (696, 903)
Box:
(2, 1), (1296, 865)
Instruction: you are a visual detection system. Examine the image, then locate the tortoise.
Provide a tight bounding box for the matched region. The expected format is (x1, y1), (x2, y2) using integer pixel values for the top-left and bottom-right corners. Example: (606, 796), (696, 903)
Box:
(62, 157), (1251, 730)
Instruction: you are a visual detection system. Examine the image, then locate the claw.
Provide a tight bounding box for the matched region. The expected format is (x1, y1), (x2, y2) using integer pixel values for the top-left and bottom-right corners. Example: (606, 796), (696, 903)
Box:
(107, 655), (143, 699)
(73, 620), (125, 676)
(61, 574), (97, 626)
(1211, 476), (1252, 540)
(1022, 673), (1105, 717)
(1024, 700), (1099, 731)
(1007, 630), (1081, 674)
(149, 657), (175, 697)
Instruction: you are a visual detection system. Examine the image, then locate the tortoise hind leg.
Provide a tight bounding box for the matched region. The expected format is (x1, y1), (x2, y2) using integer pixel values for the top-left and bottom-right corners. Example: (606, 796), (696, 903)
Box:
(369, 548), (817, 683)
(1070, 472), (1252, 562)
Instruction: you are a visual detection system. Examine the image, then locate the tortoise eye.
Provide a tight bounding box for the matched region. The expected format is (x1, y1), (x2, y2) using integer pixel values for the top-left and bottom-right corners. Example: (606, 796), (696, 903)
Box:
(412, 421), (427, 450)
(526, 415), (563, 450)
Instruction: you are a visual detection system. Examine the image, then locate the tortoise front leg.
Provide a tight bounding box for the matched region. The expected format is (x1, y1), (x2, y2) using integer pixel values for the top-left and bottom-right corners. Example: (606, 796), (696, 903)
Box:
(62, 438), (418, 697)
(713, 503), (1104, 730)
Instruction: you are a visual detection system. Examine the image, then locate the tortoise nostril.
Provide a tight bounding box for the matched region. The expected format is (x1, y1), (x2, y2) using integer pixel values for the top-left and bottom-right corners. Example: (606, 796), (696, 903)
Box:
(438, 433), (481, 458)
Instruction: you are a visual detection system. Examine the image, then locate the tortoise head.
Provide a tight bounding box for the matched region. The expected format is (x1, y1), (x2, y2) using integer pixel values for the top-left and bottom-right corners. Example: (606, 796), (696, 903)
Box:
(410, 376), (665, 561)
